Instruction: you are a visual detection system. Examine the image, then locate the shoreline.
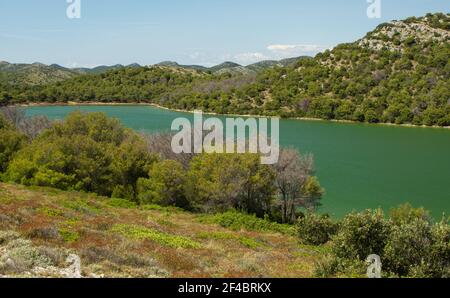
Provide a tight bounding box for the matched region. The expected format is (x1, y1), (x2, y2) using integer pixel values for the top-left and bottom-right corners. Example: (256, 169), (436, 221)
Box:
(12, 101), (450, 130)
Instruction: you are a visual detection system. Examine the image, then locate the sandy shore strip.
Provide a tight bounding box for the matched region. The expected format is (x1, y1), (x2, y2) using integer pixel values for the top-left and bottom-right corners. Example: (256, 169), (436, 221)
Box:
(11, 101), (450, 130)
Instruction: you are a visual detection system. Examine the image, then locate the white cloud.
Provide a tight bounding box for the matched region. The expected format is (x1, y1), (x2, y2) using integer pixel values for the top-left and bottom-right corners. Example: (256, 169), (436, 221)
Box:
(233, 52), (268, 65)
(267, 44), (326, 58)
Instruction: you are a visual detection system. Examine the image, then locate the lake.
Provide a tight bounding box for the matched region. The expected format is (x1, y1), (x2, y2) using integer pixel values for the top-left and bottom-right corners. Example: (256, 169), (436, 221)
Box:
(25, 104), (450, 218)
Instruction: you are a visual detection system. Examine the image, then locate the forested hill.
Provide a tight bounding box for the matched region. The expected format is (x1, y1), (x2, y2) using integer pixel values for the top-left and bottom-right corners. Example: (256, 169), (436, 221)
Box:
(1, 13), (449, 126)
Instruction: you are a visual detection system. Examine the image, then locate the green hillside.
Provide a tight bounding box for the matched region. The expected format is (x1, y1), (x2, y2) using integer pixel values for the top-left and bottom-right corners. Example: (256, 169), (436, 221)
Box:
(1, 13), (449, 126)
(0, 62), (78, 86)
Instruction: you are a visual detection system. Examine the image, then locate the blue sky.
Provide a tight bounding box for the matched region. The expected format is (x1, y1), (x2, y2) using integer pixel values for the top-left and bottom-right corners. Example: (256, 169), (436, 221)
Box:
(0, 0), (448, 67)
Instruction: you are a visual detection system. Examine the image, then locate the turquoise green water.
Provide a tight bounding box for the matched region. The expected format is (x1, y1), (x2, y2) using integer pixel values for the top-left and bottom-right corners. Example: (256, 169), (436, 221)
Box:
(25, 105), (450, 218)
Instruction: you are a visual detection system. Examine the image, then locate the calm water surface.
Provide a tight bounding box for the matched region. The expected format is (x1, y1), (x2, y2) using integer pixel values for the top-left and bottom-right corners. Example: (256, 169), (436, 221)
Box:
(25, 105), (450, 218)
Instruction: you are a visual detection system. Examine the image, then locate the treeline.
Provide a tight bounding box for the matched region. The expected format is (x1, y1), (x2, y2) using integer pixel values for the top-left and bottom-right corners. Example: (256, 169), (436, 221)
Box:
(0, 109), (323, 224)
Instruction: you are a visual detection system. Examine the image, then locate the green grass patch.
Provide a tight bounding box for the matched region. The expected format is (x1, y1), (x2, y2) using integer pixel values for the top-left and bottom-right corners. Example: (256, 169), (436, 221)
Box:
(107, 198), (137, 209)
(197, 231), (263, 249)
(58, 228), (80, 243)
(141, 204), (184, 213)
(199, 210), (296, 235)
(36, 207), (64, 217)
(61, 198), (102, 214)
(27, 185), (63, 195)
(111, 224), (201, 249)
(156, 218), (178, 228)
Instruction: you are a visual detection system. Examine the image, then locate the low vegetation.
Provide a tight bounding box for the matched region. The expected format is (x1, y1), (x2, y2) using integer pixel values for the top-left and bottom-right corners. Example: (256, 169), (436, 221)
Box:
(312, 205), (449, 278)
(0, 183), (319, 277)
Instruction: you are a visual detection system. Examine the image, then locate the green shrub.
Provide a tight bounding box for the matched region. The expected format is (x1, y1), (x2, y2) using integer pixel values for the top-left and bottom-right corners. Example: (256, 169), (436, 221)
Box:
(383, 218), (449, 278)
(0, 238), (53, 273)
(297, 213), (338, 245)
(428, 219), (450, 278)
(0, 230), (20, 245)
(185, 153), (276, 216)
(314, 256), (367, 278)
(58, 229), (80, 243)
(137, 160), (187, 207)
(389, 203), (431, 226)
(111, 224), (201, 249)
(197, 231), (262, 249)
(320, 206), (449, 278)
(0, 128), (26, 173)
(4, 112), (155, 200)
(36, 207), (65, 217)
(332, 209), (390, 260)
(202, 210), (295, 235)
(383, 219), (432, 276)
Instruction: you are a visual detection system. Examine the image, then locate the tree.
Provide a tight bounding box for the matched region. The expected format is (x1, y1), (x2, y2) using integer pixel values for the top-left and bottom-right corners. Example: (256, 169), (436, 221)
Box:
(4, 112), (154, 199)
(271, 149), (321, 223)
(110, 134), (156, 200)
(0, 91), (11, 106)
(137, 160), (188, 207)
(185, 153), (276, 216)
(0, 127), (26, 172)
(1, 107), (53, 140)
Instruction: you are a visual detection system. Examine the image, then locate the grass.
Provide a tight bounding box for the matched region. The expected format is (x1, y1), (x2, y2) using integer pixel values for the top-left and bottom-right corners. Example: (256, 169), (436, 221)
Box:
(58, 228), (80, 243)
(0, 182), (325, 277)
(199, 210), (296, 235)
(111, 224), (201, 249)
(197, 231), (263, 249)
(107, 198), (137, 209)
(36, 207), (65, 218)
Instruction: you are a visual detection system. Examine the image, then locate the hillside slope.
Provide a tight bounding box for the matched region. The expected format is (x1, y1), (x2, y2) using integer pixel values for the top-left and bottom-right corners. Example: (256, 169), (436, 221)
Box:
(2, 13), (448, 126)
(0, 183), (324, 278)
(0, 62), (78, 86)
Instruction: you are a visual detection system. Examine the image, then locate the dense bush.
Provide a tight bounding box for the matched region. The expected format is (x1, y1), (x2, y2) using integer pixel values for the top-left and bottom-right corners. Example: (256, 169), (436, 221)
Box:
(4, 112), (155, 199)
(0, 127), (26, 173)
(0, 113), (27, 173)
(317, 206), (450, 278)
(202, 210), (295, 235)
(383, 219), (433, 276)
(384, 218), (449, 278)
(185, 153), (276, 216)
(389, 203), (431, 225)
(137, 160), (188, 207)
(332, 209), (391, 260)
(297, 213), (338, 245)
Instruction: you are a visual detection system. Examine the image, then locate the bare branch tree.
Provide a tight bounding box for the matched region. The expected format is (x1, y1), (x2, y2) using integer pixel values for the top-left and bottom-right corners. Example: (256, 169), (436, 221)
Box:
(272, 148), (316, 223)
(142, 132), (195, 169)
(1, 106), (53, 140)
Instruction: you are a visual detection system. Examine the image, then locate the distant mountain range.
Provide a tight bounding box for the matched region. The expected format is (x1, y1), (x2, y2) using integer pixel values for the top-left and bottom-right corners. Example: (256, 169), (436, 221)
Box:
(156, 57), (310, 74)
(0, 56), (309, 86)
(0, 62), (145, 86)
